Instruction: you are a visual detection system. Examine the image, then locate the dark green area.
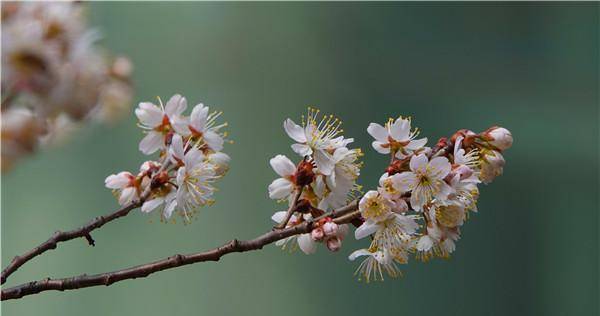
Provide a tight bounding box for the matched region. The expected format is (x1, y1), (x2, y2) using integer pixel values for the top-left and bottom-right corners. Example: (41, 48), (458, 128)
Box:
(2, 3), (597, 315)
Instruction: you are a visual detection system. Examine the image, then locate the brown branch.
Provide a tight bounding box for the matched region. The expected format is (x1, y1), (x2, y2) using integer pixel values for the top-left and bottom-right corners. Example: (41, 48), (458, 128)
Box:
(1, 160), (171, 285)
(1, 201), (360, 301)
(0, 201), (141, 285)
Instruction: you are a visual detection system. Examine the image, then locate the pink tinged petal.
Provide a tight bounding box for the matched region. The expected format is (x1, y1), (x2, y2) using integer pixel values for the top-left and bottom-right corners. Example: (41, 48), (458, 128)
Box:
(428, 156), (452, 180)
(190, 103), (209, 131)
(367, 123), (388, 142)
(105, 172), (132, 189)
(171, 116), (190, 136)
(141, 197), (163, 213)
(135, 102), (163, 127)
(391, 172), (418, 193)
(297, 233), (317, 254)
(410, 186), (426, 211)
(270, 155), (296, 177)
(291, 144), (312, 157)
(203, 130), (224, 152)
(139, 131), (164, 155)
(313, 149), (335, 175)
(406, 137), (427, 150)
(118, 187), (136, 205)
(372, 141), (391, 154)
(348, 249), (372, 261)
(169, 134), (185, 161)
(394, 214), (418, 234)
(165, 94), (187, 117)
(410, 153), (429, 174)
(284, 118), (307, 143)
(435, 181), (454, 200)
(184, 147), (204, 167)
(354, 220), (379, 240)
(268, 178), (293, 199)
(390, 118), (410, 141)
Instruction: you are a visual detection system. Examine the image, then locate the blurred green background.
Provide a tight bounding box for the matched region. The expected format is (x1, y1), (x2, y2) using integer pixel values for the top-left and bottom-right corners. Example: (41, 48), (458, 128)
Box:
(2, 3), (598, 315)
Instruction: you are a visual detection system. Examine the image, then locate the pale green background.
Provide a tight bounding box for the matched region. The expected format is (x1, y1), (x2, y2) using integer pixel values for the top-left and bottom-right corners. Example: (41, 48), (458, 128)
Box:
(2, 3), (598, 315)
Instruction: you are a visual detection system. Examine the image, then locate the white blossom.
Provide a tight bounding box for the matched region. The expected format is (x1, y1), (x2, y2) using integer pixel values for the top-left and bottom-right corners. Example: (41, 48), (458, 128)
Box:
(367, 117), (427, 159)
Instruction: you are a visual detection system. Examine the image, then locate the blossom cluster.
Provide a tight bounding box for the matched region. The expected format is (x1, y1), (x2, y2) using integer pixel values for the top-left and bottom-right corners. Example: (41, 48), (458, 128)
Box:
(268, 110), (513, 282)
(105, 94), (230, 222)
(1, 2), (133, 171)
(269, 108), (363, 253)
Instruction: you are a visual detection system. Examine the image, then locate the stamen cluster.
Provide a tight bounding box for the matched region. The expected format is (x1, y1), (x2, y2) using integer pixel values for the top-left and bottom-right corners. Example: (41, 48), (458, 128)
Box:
(1, 2), (133, 170)
(105, 94), (230, 223)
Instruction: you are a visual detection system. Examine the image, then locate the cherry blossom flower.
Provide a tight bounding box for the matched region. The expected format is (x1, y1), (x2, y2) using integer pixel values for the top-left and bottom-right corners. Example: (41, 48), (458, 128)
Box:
(105, 171), (137, 205)
(284, 108), (352, 175)
(185, 103), (227, 152)
(349, 248), (400, 282)
(135, 94), (188, 155)
(392, 154), (452, 210)
(268, 154), (297, 200)
(367, 117), (427, 159)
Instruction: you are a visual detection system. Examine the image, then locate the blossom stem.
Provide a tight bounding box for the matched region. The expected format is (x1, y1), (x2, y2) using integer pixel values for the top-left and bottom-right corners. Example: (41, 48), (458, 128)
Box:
(1, 200), (361, 301)
(273, 186), (304, 229)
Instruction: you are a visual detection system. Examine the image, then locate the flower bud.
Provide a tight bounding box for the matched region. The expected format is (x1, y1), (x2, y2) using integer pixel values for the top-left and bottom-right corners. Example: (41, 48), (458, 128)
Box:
(322, 221), (339, 237)
(208, 152), (230, 177)
(311, 227), (324, 241)
(326, 237), (342, 252)
(485, 126), (512, 151)
(479, 150), (505, 184)
(111, 56), (133, 79)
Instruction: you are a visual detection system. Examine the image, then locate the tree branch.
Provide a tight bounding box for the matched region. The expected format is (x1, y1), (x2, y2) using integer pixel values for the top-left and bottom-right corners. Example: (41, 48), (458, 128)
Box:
(1, 201), (360, 301)
(0, 201), (141, 285)
(1, 160), (171, 285)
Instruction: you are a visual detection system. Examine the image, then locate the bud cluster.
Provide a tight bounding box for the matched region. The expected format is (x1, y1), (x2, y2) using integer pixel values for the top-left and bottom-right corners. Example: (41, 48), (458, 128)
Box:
(105, 94), (230, 222)
(268, 110), (513, 282)
(1, 2), (133, 170)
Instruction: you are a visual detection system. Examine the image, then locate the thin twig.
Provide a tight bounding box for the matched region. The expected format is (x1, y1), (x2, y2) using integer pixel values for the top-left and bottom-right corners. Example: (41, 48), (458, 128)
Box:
(0, 160), (171, 285)
(274, 186), (304, 229)
(1, 201), (360, 301)
(0, 201), (141, 285)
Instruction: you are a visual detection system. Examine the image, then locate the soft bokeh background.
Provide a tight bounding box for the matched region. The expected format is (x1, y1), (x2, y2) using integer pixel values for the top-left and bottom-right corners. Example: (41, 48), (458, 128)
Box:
(2, 3), (598, 315)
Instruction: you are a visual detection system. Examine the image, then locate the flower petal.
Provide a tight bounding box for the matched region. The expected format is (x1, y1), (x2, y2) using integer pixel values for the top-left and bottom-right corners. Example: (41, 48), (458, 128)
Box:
(284, 119), (307, 143)
(269, 155), (296, 177)
(390, 118), (410, 141)
(406, 137), (427, 150)
(141, 197), (163, 213)
(367, 123), (388, 142)
(165, 94), (187, 117)
(428, 156), (451, 180)
(348, 248), (372, 261)
(203, 130), (224, 152)
(139, 131), (164, 155)
(297, 233), (317, 254)
(268, 178), (293, 199)
(190, 103), (209, 131)
(372, 141), (391, 154)
(354, 220), (379, 240)
(135, 102), (163, 127)
(291, 144), (312, 156)
(313, 149), (334, 175)
(391, 171), (418, 193)
(410, 153), (428, 173)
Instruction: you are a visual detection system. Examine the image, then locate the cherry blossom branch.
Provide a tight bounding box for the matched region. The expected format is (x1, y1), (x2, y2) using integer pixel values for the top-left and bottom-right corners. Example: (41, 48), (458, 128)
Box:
(1, 160), (170, 285)
(0, 201), (141, 286)
(1, 201), (360, 301)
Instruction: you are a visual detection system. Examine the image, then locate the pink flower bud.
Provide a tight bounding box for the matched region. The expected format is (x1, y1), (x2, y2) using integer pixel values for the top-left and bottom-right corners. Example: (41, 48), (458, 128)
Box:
(486, 127), (513, 151)
(322, 222), (339, 237)
(310, 227), (324, 241)
(326, 237), (342, 252)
